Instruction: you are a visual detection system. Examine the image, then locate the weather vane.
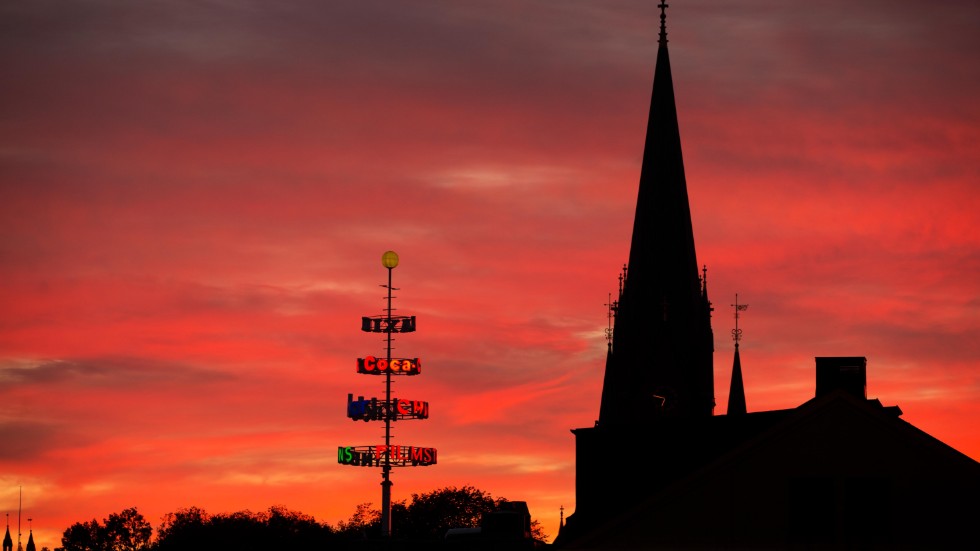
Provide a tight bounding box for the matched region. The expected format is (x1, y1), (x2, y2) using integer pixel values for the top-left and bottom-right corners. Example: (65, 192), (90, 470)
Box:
(732, 293), (748, 345)
(604, 293), (616, 345)
(604, 265), (627, 346)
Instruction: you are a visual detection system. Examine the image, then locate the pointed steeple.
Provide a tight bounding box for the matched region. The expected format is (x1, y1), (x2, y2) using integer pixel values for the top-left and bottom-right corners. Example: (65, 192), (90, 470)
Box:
(727, 296), (748, 415)
(598, 0), (714, 425)
(727, 345), (747, 415)
(560, 7), (716, 546)
(3, 514), (12, 551)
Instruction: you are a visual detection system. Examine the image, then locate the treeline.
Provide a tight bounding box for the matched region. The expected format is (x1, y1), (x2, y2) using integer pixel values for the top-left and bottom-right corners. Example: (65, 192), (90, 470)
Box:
(56, 485), (547, 551)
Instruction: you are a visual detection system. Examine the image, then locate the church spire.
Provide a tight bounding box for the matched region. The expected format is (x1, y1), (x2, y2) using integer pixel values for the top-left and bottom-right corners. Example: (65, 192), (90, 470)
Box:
(3, 513), (12, 551)
(727, 295), (748, 415)
(598, 0), (714, 425)
(560, 7), (716, 545)
(22, 520), (32, 551)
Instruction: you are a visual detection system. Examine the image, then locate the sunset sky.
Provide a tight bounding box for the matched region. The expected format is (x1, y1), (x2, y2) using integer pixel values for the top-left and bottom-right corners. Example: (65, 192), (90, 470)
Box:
(2, 0), (979, 547)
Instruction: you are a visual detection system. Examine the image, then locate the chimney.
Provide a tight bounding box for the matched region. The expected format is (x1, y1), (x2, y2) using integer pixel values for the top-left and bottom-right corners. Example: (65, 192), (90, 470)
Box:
(815, 357), (867, 399)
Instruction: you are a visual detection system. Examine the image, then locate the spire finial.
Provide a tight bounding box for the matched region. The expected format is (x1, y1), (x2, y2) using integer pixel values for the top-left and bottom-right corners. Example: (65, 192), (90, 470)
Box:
(732, 294), (749, 346)
(658, 1), (669, 46)
(618, 263), (627, 298)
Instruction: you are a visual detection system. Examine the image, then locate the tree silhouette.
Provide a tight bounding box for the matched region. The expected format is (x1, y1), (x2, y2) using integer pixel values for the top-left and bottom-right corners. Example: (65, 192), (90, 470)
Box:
(59, 519), (103, 551)
(336, 500), (408, 540)
(403, 485), (496, 539)
(153, 506), (333, 550)
(56, 486), (545, 548)
(154, 507), (210, 551)
(58, 508), (150, 551)
(265, 506), (331, 548)
(336, 485), (547, 543)
(104, 508), (151, 551)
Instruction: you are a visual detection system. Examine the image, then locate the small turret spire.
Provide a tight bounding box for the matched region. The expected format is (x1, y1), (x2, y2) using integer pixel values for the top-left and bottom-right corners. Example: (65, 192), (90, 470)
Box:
(727, 295), (749, 415)
(658, 1), (669, 46)
(23, 520), (32, 551)
(3, 513), (12, 551)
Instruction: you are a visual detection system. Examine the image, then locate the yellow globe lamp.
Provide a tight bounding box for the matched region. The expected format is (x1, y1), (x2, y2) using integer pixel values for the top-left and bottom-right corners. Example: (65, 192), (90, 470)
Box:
(381, 250), (399, 269)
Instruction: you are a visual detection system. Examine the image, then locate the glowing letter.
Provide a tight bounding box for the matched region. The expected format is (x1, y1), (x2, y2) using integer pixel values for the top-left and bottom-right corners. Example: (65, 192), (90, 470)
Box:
(338, 446), (353, 464)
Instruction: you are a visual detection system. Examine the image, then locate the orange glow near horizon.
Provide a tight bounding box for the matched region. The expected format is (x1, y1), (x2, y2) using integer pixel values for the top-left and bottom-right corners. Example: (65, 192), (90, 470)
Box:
(2, 2), (980, 548)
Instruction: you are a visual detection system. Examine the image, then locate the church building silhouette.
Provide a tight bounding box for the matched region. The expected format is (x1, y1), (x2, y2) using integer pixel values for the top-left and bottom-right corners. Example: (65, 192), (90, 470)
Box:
(554, 4), (980, 549)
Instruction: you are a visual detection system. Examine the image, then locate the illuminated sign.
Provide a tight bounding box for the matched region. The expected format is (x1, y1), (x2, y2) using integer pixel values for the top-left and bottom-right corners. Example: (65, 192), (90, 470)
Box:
(347, 394), (430, 421)
(361, 315), (416, 334)
(357, 356), (421, 375)
(337, 445), (437, 467)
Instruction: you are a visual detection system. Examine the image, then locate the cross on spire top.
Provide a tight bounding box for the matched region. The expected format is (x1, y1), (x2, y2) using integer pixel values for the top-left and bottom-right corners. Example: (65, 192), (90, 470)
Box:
(658, 1), (669, 46)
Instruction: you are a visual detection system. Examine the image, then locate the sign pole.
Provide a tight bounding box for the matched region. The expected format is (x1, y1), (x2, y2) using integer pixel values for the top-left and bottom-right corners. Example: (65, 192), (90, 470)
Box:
(380, 257), (395, 537)
(341, 250), (436, 539)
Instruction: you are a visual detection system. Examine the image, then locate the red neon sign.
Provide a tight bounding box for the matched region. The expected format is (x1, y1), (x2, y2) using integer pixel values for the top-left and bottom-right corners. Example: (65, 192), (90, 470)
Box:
(357, 356), (421, 375)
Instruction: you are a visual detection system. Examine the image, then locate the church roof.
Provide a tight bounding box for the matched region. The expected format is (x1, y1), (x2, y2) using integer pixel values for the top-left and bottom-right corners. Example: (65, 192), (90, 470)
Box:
(567, 391), (979, 549)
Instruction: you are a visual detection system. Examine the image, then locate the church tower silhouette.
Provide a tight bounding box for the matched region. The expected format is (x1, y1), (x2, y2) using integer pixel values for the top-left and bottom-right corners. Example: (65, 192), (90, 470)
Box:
(598, 2), (714, 427)
(556, 4), (980, 548)
(559, 2), (714, 542)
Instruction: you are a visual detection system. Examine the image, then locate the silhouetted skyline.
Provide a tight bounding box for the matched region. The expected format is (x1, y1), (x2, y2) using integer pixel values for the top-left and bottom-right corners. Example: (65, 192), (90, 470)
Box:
(2, 1), (979, 548)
